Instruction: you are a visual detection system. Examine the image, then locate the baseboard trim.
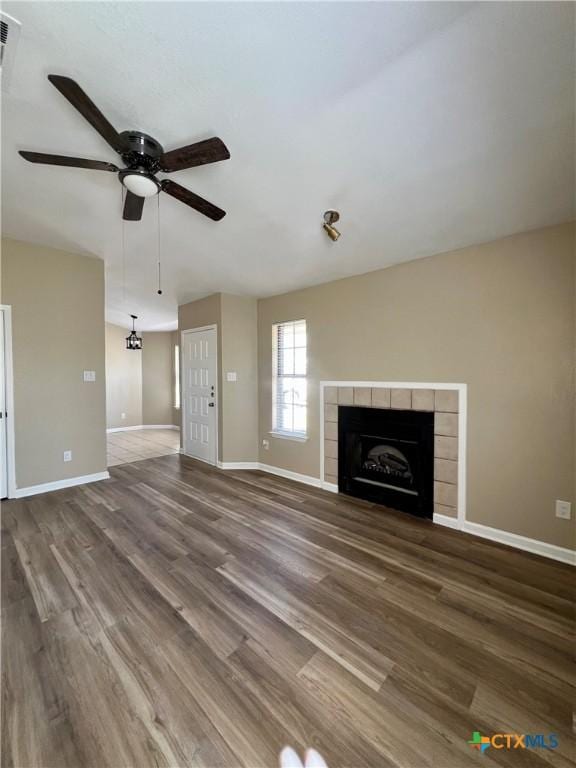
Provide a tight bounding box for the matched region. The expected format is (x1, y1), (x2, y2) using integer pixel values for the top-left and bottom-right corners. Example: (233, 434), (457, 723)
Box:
(214, 459), (322, 488)
(107, 425), (179, 433)
(179, 451), (216, 468)
(461, 521), (575, 566)
(433, 513), (461, 530)
(255, 463), (322, 488)
(13, 471), (110, 499)
(218, 461), (574, 565)
(217, 461), (260, 470)
(213, 461), (322, 488)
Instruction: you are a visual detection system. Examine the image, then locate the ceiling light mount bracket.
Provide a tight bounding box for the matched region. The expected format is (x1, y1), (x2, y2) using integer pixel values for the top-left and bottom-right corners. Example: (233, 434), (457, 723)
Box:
(323, 210), (341, 241)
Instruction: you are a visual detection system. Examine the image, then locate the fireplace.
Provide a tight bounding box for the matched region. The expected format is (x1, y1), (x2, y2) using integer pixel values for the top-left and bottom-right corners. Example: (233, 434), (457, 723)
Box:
(338, 406), (434, 518)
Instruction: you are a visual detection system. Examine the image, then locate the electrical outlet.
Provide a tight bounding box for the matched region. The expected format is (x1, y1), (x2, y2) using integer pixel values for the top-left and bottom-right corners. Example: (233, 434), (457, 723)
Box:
(121, 412), (126, 420)
(555, 500), (571, 520)
(83, 370), (96, 382)
(262, 439), (270, 450)
(63, 450), (72, 462)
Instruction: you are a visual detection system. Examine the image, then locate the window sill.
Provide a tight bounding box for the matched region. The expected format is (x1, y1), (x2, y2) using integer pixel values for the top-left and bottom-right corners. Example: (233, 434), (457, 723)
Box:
(269, 430), (308, 443)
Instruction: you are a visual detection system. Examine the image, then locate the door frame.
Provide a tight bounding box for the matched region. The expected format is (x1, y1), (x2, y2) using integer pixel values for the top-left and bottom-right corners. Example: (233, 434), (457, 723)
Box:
(180, 324), (219, 466)
(0, 305), (17, 498)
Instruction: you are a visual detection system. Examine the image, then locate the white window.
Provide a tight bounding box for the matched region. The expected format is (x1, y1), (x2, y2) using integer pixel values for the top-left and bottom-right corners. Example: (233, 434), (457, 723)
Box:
(174, 344), (180, 409)
(272, 319), (307, 438)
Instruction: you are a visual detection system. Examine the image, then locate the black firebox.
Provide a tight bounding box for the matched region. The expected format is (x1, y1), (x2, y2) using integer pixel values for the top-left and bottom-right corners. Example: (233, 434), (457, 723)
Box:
(338, 406), (434, 518)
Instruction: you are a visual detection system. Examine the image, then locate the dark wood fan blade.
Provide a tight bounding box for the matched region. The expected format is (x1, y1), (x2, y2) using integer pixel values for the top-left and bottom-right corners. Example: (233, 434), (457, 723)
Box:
(123, 191), (145, 221)
(160, 137), (230, 172)
(19, 151), (118, 172)
(161, 180), (226, 221)
(47, 75), (125, 153)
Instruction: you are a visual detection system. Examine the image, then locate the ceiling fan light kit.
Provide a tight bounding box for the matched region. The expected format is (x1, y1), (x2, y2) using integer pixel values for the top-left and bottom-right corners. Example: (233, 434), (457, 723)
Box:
(120, 169), (160, 198)
(323, 210), (341, 241)
(19, 75), (230, 222)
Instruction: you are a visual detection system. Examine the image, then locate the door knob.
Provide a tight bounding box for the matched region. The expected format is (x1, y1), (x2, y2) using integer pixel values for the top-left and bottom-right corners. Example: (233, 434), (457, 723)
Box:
(208, 402), (214, 407)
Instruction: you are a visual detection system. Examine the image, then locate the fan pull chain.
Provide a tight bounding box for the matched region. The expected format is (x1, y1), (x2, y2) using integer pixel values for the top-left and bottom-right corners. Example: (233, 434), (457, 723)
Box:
(157, 192), (162, 295)
(121, 186), (126, 307)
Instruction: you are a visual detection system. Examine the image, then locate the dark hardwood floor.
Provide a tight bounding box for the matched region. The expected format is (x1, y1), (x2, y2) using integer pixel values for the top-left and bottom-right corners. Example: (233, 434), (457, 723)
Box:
(2, 454), (574, 768)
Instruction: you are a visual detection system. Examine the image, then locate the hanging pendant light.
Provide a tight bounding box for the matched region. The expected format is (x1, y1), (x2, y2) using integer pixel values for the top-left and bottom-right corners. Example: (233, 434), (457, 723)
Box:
(126, 314), (143, 350)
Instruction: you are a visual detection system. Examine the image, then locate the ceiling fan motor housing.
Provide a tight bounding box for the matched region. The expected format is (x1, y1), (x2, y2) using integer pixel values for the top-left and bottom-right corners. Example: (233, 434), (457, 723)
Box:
(119, 130), (164, 172)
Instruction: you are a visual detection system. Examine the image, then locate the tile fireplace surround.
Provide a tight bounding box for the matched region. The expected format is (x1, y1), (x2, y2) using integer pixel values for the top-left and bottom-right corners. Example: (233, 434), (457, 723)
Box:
(320, 382), (467, 527)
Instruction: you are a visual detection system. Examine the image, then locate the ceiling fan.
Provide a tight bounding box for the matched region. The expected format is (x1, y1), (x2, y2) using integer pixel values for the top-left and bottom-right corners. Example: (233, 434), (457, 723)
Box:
(19, 75), (230, 222)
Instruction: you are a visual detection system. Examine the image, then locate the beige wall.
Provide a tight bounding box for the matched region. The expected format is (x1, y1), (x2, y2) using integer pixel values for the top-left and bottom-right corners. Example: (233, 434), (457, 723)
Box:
(178, 293), (258, 462)
(105, 323), (142, 429)
(178, 293), (222, 333)
(221, 294), (259, 462)
(1, 238), (107, 488)
(142, 331), (174, 426)
(258, 223), (575, 550)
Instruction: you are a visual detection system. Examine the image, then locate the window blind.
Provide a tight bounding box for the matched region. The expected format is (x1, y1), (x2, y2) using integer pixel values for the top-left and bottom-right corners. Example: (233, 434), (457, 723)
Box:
(272, 319), (307, 436)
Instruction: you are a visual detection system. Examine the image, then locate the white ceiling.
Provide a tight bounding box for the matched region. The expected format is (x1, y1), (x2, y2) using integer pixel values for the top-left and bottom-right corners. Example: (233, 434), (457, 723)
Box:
(2, 2), (574, 330)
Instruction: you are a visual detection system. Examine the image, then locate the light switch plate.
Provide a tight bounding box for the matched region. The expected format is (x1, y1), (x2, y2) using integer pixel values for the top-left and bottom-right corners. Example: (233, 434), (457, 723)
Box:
(555, 500), (571, 519)
(83, 370), (96, 382)
(63, 450), (72, 462)
(226, 371), (238, 382)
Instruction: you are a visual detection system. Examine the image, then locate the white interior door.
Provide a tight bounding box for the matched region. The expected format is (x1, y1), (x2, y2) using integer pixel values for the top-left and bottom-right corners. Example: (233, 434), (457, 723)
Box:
(0, 311), (8, 498)
(182, 326), (217, 465)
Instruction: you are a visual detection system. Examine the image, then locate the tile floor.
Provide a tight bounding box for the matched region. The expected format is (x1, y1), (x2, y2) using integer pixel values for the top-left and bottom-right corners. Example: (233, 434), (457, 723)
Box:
(107, 428), (180, 467)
